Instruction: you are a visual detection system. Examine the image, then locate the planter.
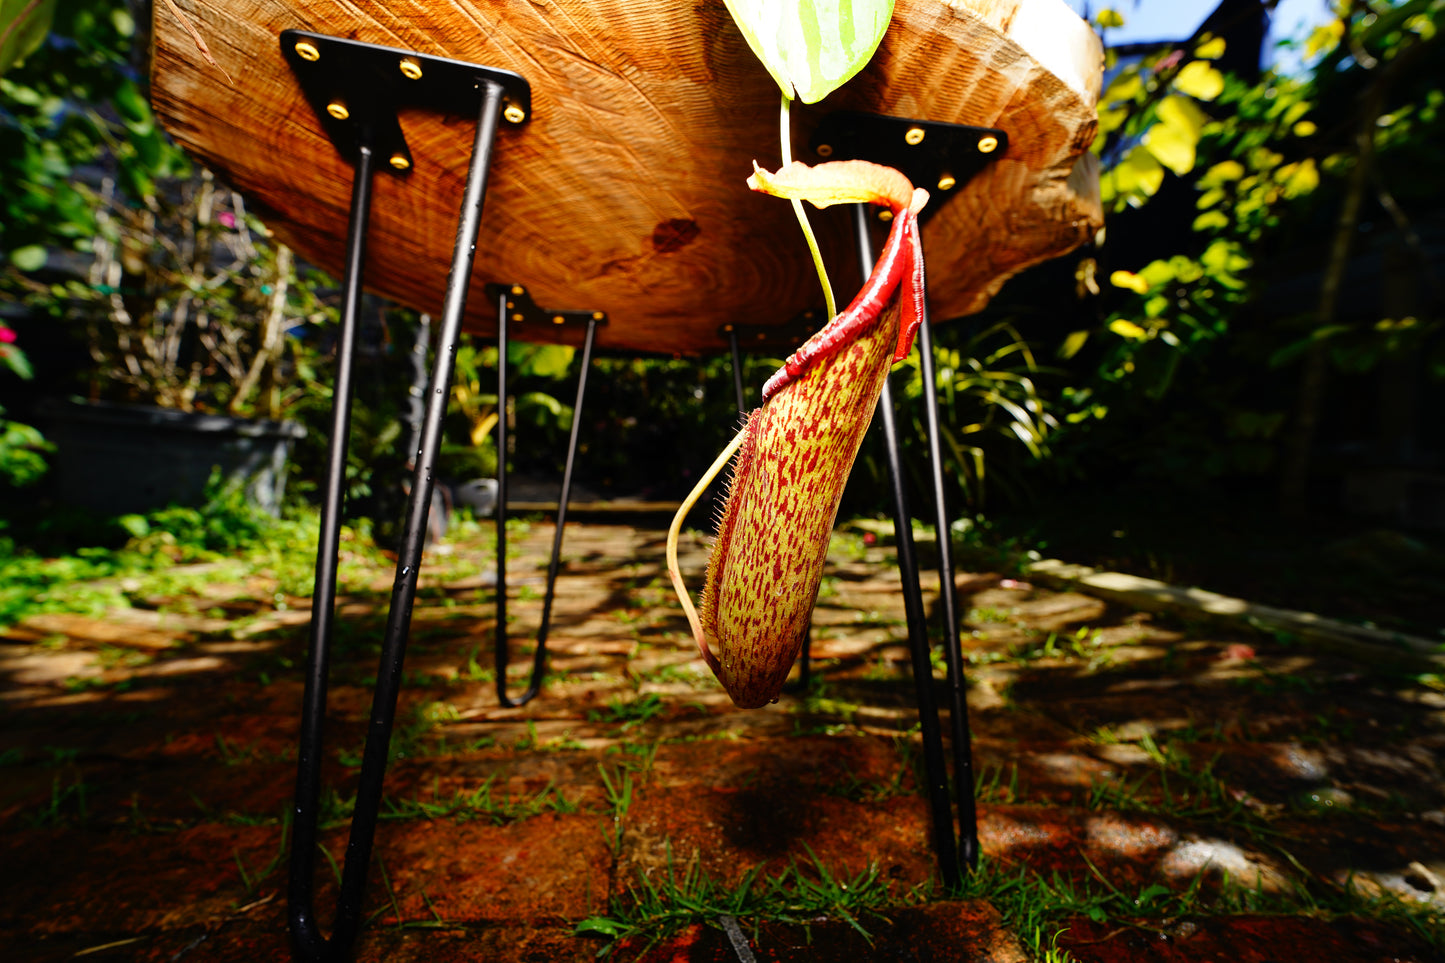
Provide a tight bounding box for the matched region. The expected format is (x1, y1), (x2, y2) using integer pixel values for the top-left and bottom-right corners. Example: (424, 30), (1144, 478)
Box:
(37, 399), (306, 517)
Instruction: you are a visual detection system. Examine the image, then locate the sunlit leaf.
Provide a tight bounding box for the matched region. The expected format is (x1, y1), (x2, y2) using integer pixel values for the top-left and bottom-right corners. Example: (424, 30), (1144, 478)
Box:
(1059, 330), (1090, 359)
(1198, 159), (1245, 188)
(1096, 8), (1125, 28)
(1158, 95), (1206, 142)
(1192, 210), (1229, 231)
(1304, 20), (1344, 60)
(1174, 61), (1224, 101)
(1109, 270), (1150, 294)
(1195, 35), (1226, 59)
(1143, 121), (1195, 176)
(9, 244), (46, 272)
(721, 0), (895, 104)
(1113, 147), (1165, 199)
(1109, 319), (1148, 340)
(1274, 158), (1319, 198)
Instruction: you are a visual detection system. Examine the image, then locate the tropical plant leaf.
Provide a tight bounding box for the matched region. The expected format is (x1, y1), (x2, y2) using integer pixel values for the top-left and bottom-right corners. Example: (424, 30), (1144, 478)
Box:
(721, 0), (894, 103)
(0, 0), (56, 77)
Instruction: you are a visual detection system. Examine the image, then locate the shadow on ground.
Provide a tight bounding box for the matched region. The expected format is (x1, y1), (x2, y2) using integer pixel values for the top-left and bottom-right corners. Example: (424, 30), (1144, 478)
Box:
(1, 519), (1442, 961)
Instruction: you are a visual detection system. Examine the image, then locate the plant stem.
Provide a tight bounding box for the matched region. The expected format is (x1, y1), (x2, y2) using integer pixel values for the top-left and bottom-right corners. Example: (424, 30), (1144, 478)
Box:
(781, 94), (837, 320)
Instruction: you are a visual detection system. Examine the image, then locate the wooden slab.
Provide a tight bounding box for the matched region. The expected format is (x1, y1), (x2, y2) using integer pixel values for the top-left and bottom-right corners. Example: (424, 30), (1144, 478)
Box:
(149, 0), (1102, 355)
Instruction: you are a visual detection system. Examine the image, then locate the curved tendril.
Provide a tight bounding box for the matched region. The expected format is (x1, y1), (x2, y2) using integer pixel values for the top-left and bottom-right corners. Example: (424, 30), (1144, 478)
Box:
(666, 423), (749, 669)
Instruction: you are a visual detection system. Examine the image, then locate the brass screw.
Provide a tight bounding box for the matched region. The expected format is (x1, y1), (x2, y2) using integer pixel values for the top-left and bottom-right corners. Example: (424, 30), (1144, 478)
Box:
(878, 209), (894, 222)
(511, 313), (524, 322)
(389, 154), (410, 170)
(326, 101), (349, 120)
(503, 103), (526, 124)
(506, 301), (515, 310)
(552, 315), (565, 325)
(904, 126), (926, 145)
(592, 311), (605, 320)
(978, 135), (999, 153)
(294, 41), (321, 62)
(816, 143), (834, 157)
(937, 173), (957, 190)
(399, 57), (423, 80)
(511, 285), (525, 296)
(722, 324), (734, 332)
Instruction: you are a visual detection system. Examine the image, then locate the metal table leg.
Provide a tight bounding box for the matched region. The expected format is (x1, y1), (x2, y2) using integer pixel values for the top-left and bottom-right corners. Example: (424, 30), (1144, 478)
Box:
(288, 81), (507, 961)
(494, 313), (598, 708)
(852, 202), (976, 885)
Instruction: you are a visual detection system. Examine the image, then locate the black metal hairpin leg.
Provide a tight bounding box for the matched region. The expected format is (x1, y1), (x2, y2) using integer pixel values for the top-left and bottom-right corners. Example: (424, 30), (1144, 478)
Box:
(916, 293), (980, 870)
(494, 309), (598, 708)
(853, 203), (971, 885)
(288, 81), (507, 962)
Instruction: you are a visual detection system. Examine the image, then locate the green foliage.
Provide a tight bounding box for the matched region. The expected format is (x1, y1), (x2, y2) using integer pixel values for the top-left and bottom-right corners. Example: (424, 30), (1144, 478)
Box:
(575, 847), (897, 956)
(1031, 0), (1445, 491)
(0, 476), (374, 628)
(893, 322), (1057, 510)
(0, 404), (50, 486)
(0, 0), (57, 76)
(0, 0), (185, 266)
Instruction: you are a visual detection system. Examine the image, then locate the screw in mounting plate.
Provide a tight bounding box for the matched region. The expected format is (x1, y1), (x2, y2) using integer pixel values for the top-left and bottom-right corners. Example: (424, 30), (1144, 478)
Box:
(399, 57), (423, 80)
(816, 143), (834, 157)
(294, 41), (320, 61)
(904, 126), (926, 145)
(389, 154), (410, 170)
(977, 135), (999, 153)
(937, 173), (957, 190)
(503, 103), (526, 124)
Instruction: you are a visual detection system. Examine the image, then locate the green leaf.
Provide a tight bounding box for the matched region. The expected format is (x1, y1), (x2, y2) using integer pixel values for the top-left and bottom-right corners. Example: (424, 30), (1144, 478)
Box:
(113, 79), (150, 124)
(1095, 8), (1125, 29)
(9, 244), (46, 271)
(0, 0), (57, 76)
(1109, 319), (1148, 340)
(1157, 94), (1206, 142)
(722, 0), (895, 104)
(1174, 60), (1224, 101)
(1143, 121), (1196, 176)
(0, 344), (32, 379)
(1059, 330), (1090, 359)
(1112, 146), (1165, 199)
(1274, 158), (1319, 198)
(1198, 159), (1245, 188)
(1194, 35), (1226, 60)
(1192, 210), (1229, 231)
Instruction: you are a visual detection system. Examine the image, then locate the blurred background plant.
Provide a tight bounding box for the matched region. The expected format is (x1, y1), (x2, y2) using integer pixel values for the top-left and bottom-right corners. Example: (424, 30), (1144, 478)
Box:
(0, 0), (1439, 634)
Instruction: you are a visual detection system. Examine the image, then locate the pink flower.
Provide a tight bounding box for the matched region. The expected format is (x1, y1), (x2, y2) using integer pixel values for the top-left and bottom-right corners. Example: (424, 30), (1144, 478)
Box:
(0, 327), (16, 344)
(217, 211), (237, 229)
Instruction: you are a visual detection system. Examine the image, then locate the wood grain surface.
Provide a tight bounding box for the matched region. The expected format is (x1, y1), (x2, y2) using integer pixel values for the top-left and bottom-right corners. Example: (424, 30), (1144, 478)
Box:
(149, 0), (1103, 354)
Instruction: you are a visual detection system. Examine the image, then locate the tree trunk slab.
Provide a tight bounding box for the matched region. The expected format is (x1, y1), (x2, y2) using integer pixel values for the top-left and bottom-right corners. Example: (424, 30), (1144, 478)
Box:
(149, 0), (1102, 354)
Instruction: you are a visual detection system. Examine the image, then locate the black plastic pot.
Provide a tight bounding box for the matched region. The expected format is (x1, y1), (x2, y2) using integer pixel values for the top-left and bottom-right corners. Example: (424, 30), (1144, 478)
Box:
(38, 398), (306, 516)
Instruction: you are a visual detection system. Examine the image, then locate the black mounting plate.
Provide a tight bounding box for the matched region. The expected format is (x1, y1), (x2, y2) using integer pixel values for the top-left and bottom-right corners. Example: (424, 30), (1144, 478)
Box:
(486, 284), (608, 334)
(809, 111), (1007, 221)
(719, 307), (826, 351)
(280, 29), (531, 174)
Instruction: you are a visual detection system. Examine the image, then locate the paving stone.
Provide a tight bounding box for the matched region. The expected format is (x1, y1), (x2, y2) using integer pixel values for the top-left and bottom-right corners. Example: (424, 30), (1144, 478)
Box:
(1, 519), (1441, 962)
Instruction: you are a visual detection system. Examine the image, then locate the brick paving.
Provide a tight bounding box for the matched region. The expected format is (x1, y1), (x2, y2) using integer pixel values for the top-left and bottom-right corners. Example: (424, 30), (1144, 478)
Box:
(0, 519), (1442, 961)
